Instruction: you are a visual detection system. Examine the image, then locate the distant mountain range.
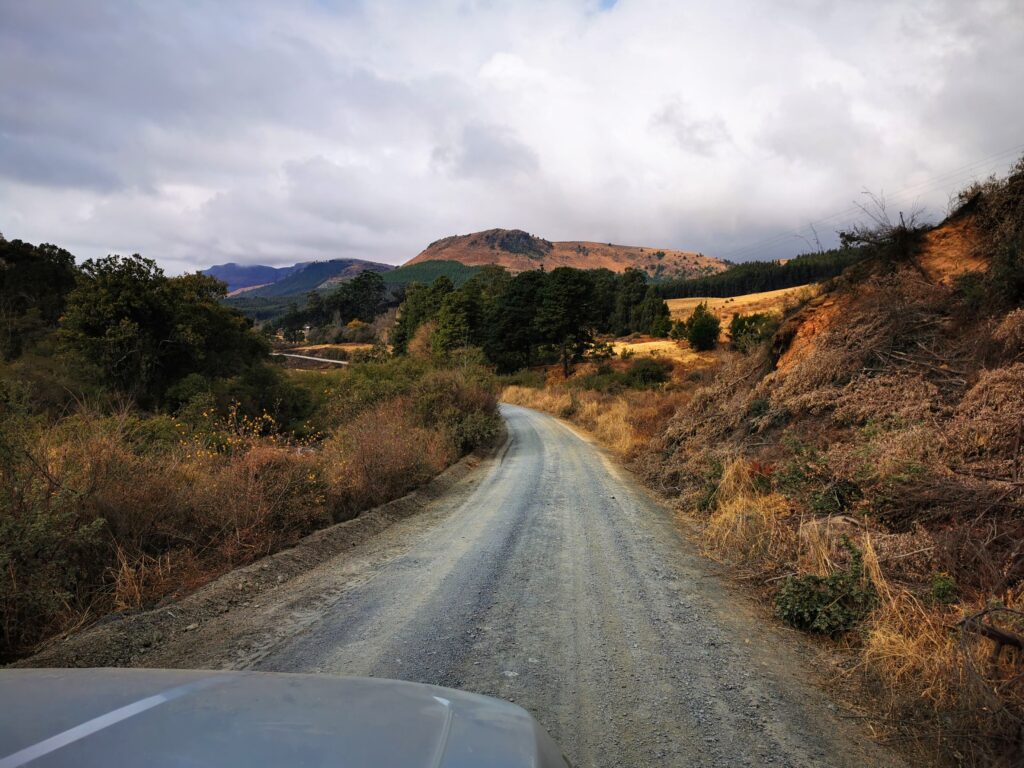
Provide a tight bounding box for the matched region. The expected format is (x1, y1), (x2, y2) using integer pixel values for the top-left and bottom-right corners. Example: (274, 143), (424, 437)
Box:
(204, 259), (394, 297)
(203, 262), (309, 293)
(405, 228), (726, 281)
(205, 229), (723, 309)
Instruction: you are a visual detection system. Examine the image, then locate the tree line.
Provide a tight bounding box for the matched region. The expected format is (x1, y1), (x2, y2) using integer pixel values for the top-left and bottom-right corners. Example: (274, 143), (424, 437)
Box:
(657, 247), (867, 299)
(391, 266), (671, 374)
(274, 271), (390, 340)
(0, 237), (305, 418)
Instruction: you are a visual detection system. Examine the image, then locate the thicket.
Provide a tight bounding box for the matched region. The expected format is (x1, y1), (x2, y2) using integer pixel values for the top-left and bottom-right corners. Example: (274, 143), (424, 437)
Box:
(0, 241), (500, 661)
(657, 246), (867, 299)
(729, 312), (780, 353)
(572, 357), (674, 394)
(273, 270), (390, 341)
(392, 265), (672, 374)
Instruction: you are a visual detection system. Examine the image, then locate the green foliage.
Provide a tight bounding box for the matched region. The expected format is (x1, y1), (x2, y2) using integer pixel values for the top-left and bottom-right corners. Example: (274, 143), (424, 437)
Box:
(535, 267), (599, 376)
(953, 271), (987, 314)
(60, 255), (267, 406)
(696, 458), (724, 512)
(382, 260), (482, 287)
(498, 369), (547, 388)
(432, 290), (478, 355)
(730, 312), (780, 353)
(276, 270), (388, 334)
(624, 357), (673, 386)
(391, 276), (454, 354)
(658, 247), (868, 299)
(809, 478), (863, 515)
(392, 265), (674, 372)
(746, 397), (770, 419)
(412, 367), (500, 454)
(775, 537), (877, 636)
(931, 572), (958, 604)
(0, 399), (107, 658)
(684, 302), (720, 351)
(951, 156), (1024, 310)
(0, 238), (77, 360)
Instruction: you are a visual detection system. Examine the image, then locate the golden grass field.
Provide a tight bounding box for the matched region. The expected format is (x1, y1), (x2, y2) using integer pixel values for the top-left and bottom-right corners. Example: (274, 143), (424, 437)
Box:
(609, 338), (716, 365)
(666, 284), (819, 325)
(291, 343), (374, 354)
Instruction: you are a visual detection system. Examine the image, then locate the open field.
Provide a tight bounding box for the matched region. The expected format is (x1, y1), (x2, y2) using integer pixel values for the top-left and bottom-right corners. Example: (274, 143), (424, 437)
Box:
(666, 284), (819, 324)
(608, 337), (716, 365)
(290, 343), (374, 354)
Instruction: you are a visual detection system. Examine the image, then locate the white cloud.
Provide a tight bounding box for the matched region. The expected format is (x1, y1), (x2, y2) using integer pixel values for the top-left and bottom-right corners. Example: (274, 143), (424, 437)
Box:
(0, 0), (1021, 271)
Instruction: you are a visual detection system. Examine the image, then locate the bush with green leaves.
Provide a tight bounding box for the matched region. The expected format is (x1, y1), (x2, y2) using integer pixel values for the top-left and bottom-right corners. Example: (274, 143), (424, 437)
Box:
(623, 357), (672, 387)
(775, 537), (877, 636)
(683, 303), (720, 351)
(931, 572), (958, 604)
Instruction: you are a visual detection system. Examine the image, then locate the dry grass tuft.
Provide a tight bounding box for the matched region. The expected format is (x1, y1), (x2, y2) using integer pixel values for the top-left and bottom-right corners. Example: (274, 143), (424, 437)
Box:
(704, 459), (794, 568)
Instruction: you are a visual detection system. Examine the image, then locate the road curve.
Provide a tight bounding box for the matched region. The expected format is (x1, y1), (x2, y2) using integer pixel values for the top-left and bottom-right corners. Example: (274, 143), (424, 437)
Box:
(234, 404), (900, 768)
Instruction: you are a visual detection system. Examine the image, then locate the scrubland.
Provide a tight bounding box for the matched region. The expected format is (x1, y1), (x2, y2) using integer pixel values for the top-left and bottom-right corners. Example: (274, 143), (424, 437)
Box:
(504, 162), (1024, 766)
(1, 355), (499, 661)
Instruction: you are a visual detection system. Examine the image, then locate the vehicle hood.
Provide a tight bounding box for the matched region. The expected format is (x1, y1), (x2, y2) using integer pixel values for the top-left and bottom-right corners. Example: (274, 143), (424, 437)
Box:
(0, 669), (567, 768)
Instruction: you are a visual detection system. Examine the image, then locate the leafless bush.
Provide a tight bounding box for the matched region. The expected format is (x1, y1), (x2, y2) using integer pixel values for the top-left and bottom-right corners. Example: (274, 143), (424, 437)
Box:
(320, 400), (453, 517)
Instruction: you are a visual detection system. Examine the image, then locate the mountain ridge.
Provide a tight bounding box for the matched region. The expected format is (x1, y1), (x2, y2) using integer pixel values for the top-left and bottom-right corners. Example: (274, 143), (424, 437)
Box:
(206, 258), (394, 298)
(405, 228), (727, 280)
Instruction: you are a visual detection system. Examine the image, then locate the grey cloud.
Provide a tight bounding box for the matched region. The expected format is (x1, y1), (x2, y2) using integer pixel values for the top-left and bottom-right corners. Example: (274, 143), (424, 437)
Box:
(759, 84), (877, 168)
(433, 123), (539, 180)
(0, 1), (1020, 271)
(651, 101), (731, 156)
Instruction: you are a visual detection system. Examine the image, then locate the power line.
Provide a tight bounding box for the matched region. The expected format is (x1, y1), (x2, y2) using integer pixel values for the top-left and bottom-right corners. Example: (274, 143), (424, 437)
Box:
(717, 142), (1024, 262)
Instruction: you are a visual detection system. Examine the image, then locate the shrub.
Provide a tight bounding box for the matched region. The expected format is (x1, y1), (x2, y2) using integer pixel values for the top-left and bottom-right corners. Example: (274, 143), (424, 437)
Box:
(729, 312), (780, 353)
(498, 369), (546, 389)
(684, 303), (720, 351)
(320, 402), (453, 517)
(623, 357), (673, 387)
(930, 572), (957, 604)
(775, 537), (877, 636)
(745, 397), (770, 419)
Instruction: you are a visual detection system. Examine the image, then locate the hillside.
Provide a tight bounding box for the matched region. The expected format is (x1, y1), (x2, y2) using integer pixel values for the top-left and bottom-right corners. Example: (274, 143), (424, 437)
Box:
(666, 284), (820, 330)
(502, 159), (1024, 766)
(203, 262), (308, 292)
(405, 228), (726, 280)
(232, 258), (393, 298)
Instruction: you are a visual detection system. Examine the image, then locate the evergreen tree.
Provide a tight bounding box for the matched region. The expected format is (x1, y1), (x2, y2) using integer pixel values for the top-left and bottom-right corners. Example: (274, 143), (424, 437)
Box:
(684, 302), (720, 351)
(535, 268), (596, 377)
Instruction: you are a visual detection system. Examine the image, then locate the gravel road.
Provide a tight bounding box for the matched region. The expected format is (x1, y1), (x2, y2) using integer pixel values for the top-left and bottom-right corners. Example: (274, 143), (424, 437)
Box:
(141, 404), (902, 768)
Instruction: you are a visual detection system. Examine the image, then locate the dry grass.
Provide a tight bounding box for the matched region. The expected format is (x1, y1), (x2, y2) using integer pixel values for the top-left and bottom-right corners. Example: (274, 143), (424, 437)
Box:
(1, 361), (500, 661)
(291, 343), (375, 354)
(502, 382), (692, 459)
(320, 399), (454, 514)
(667, 284), (820, 331)
(703, 459), (794, 568)
(609, 337), (715, 364)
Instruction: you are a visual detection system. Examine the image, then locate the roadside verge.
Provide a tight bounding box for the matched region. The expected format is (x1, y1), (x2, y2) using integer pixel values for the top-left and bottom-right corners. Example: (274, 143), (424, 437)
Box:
(13, 425), (508, 669)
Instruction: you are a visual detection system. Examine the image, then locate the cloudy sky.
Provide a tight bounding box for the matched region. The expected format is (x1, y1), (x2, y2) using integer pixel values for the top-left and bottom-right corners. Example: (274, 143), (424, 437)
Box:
(2, 1), (1022, 273)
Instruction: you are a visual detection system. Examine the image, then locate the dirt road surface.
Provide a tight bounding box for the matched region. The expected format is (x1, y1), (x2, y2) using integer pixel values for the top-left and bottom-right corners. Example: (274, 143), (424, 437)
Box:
(116, 405), (902, 767)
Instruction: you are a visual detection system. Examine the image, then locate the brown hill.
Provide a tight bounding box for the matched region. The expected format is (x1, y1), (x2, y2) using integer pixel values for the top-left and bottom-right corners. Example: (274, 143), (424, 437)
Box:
(404, 228), (726, 280)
